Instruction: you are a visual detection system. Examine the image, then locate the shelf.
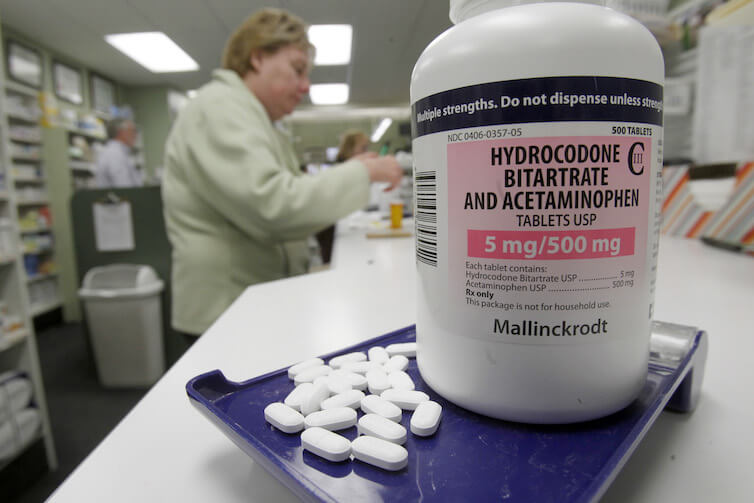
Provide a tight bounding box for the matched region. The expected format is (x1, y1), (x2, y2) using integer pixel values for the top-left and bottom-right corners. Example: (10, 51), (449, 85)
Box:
(19, 227), (52, 234)
(22, 248), (54, 255)
(66, 126), (106, 141)
(69, 160), (96, 174)
(30, 300), (62, 317)
(9, 135), (42, 144)
(16, 199), (50, 206)
(0, 328), (29, 352)
(0, 191), (9, 201)
(6, 113), (40, 124)
(0, 256), (18, 266)
(26, 272), (58, 283)
(4, 80), (39, 97)
(13, 176), (46, 184)
(11, 154), (41, 162)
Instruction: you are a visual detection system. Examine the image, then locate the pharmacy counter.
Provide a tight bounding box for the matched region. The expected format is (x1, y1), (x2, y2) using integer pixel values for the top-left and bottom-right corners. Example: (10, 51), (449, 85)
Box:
(47, 231), (753, 503)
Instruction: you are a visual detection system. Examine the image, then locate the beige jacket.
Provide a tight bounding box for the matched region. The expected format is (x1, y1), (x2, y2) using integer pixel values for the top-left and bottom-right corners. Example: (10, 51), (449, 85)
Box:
(162, 69), (369, 334)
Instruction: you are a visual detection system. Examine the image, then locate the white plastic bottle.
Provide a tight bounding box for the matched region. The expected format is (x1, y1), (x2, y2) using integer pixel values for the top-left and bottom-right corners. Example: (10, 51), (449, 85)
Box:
(411, 0), (663, 423)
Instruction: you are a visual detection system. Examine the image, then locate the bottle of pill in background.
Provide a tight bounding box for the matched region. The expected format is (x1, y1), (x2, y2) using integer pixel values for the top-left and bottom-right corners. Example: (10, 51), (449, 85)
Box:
(411, 0), (664, 423)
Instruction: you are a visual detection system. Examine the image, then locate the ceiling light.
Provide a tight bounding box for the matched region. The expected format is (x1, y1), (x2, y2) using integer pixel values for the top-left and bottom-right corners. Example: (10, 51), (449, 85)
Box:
(310, 84), (349, 105)
(371, 118), (393, 142)
(308, 25), (352, 65)
(187, 90), (198, 98)
(105, 32), (199, 73)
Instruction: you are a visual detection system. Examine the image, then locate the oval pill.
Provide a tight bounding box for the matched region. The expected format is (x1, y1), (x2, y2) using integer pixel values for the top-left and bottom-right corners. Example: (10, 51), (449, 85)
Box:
(321, 389), (365, 410)
(410, 400), (442, 437)
(358, 413), (407, 444)
(381, 389), (429, 410)
(366, 369), (391, 395)
(263, 402), (304, 433)
(385, 342), (417, 358)
(301, 381), (331, 416)
(360, 394), (402, 422)
(287, 358), (324, 379)
(351, 435), (408, 471)
(368, 346), (390, 364)
(383, 354), (409, 373)
(387, 370), (415, 391)
(294, 365), (332, 385)
(330, 369), (368, 391)
(328, 352), (367, 369)
(301, 427), (351, 462)
(284, 382), (313, 411)
(340, 361), (383, 375)
(304, 407), (358, 431)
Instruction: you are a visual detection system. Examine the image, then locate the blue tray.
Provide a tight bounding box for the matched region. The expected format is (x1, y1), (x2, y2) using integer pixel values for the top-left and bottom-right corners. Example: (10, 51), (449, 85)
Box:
(187, 321), (707, 502)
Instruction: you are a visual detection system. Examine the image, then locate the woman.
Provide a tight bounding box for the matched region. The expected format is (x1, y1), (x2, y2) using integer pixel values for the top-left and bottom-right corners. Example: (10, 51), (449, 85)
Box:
(162, 8), (402, 339)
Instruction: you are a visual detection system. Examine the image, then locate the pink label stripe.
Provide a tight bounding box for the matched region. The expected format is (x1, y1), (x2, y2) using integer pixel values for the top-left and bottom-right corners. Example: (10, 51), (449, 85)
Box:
(467, 228), (635, 260)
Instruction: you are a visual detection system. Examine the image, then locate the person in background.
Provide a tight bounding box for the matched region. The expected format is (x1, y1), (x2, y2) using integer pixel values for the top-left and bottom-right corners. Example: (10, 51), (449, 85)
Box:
(162, 8), (402, 342)
(94, 118), (142, 188)
(336, 130), (370, 162)
(316, 130), (372, 263)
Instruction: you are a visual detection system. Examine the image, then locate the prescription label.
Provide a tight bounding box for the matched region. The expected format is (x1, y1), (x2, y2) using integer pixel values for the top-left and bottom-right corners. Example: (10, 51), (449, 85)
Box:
(412, 76), (663, 344)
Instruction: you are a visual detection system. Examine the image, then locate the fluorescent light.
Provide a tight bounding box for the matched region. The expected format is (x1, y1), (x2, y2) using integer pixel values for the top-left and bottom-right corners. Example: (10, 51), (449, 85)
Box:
(308, 25), (352, 65)
(105, 32), (199, 73)
(310, 84), (349, 105)
(187, 90), (198, 99)
(371, 118), (393, 142)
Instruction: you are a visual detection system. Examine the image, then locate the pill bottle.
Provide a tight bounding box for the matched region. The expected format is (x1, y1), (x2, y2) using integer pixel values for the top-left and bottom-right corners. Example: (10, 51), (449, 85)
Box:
(411, 0), (663, 423)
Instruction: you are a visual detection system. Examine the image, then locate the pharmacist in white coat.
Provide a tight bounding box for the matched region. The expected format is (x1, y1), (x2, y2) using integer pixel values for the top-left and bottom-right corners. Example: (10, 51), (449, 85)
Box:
(94, 118), (143, 188)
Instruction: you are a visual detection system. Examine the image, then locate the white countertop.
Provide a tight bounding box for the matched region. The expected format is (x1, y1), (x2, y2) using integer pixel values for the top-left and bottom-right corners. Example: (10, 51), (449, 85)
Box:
(47, 216), (754, 503)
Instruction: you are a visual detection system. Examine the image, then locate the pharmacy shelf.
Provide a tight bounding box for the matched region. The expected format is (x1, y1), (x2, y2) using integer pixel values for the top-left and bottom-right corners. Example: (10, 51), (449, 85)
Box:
(26, 272), (58, 283)
(69, 160), (96, 174)
(9, 135), (42, 144)
(30, 299), (62, 318)
(0, 328), (29, 352)
(16, 199), (50, 206)
(4, 79), (38, 97)
(10, 154), (41, 162)
(66, 126), (105, 141)
(13, 176), (46, 184)
(19, 227), (52, 234)
(6, 113), (39, 124)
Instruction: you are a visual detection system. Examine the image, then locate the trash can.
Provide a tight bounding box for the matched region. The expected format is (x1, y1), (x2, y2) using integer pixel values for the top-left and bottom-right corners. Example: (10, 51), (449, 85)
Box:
(79, 264), (165, 388)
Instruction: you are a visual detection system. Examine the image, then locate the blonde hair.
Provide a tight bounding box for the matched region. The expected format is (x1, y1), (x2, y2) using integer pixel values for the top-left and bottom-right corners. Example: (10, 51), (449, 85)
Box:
(222, 8), (313, 77)
(336, 130), (370, 162)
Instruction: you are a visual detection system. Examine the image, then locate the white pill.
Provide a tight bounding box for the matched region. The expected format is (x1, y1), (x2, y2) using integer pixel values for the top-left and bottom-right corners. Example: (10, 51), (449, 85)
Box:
(263, 402), (304, 433)
(304, 407), (358, 431)
(358, 413), (407, 444)
(385, 342), (417, 358)
(341, 361), (382, 375)
(328, 352), (367, 369)
(367, 346), (390, 364)
(321, 389), (365, 410)
(283, 382), (313, 412)
(301, 381), (331, 416)
(287, 358), (324, 379)
(383, 354), (409, 373)
(330, 369), (368, 391)
(319, 375), (353, 395)
(366, 369), (391, 395)
(351, 435), (408, 471)
(294, 365), (332, 385)
(410, 400), (442, 436)
(381, 389), (429, 410)
(301, 427), (351, 462)
(388, 370), (415, 391)
(360, 394), (403, 422)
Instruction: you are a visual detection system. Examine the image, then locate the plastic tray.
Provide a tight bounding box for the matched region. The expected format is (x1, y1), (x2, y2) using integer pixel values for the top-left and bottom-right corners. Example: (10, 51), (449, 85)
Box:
(187, 321), (707, 502)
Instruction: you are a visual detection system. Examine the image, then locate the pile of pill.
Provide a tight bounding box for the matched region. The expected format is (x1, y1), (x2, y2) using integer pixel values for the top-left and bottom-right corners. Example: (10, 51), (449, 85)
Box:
(263, 342), (442, 471)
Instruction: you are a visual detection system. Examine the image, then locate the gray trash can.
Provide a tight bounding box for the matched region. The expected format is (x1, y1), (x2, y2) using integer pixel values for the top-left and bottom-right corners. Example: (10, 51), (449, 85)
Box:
(79, 264), (165, 388)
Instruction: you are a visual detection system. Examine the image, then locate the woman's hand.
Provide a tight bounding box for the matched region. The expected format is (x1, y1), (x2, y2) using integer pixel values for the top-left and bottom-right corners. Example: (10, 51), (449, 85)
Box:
(358, 153), (403, 191)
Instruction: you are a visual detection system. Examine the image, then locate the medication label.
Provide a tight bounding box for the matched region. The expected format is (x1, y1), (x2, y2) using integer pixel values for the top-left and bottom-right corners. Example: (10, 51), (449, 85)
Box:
(412, 76), (663, 345)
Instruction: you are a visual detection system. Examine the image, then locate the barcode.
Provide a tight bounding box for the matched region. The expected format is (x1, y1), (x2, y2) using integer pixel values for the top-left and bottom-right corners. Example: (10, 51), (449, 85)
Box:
(415, 170), (438, 267)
